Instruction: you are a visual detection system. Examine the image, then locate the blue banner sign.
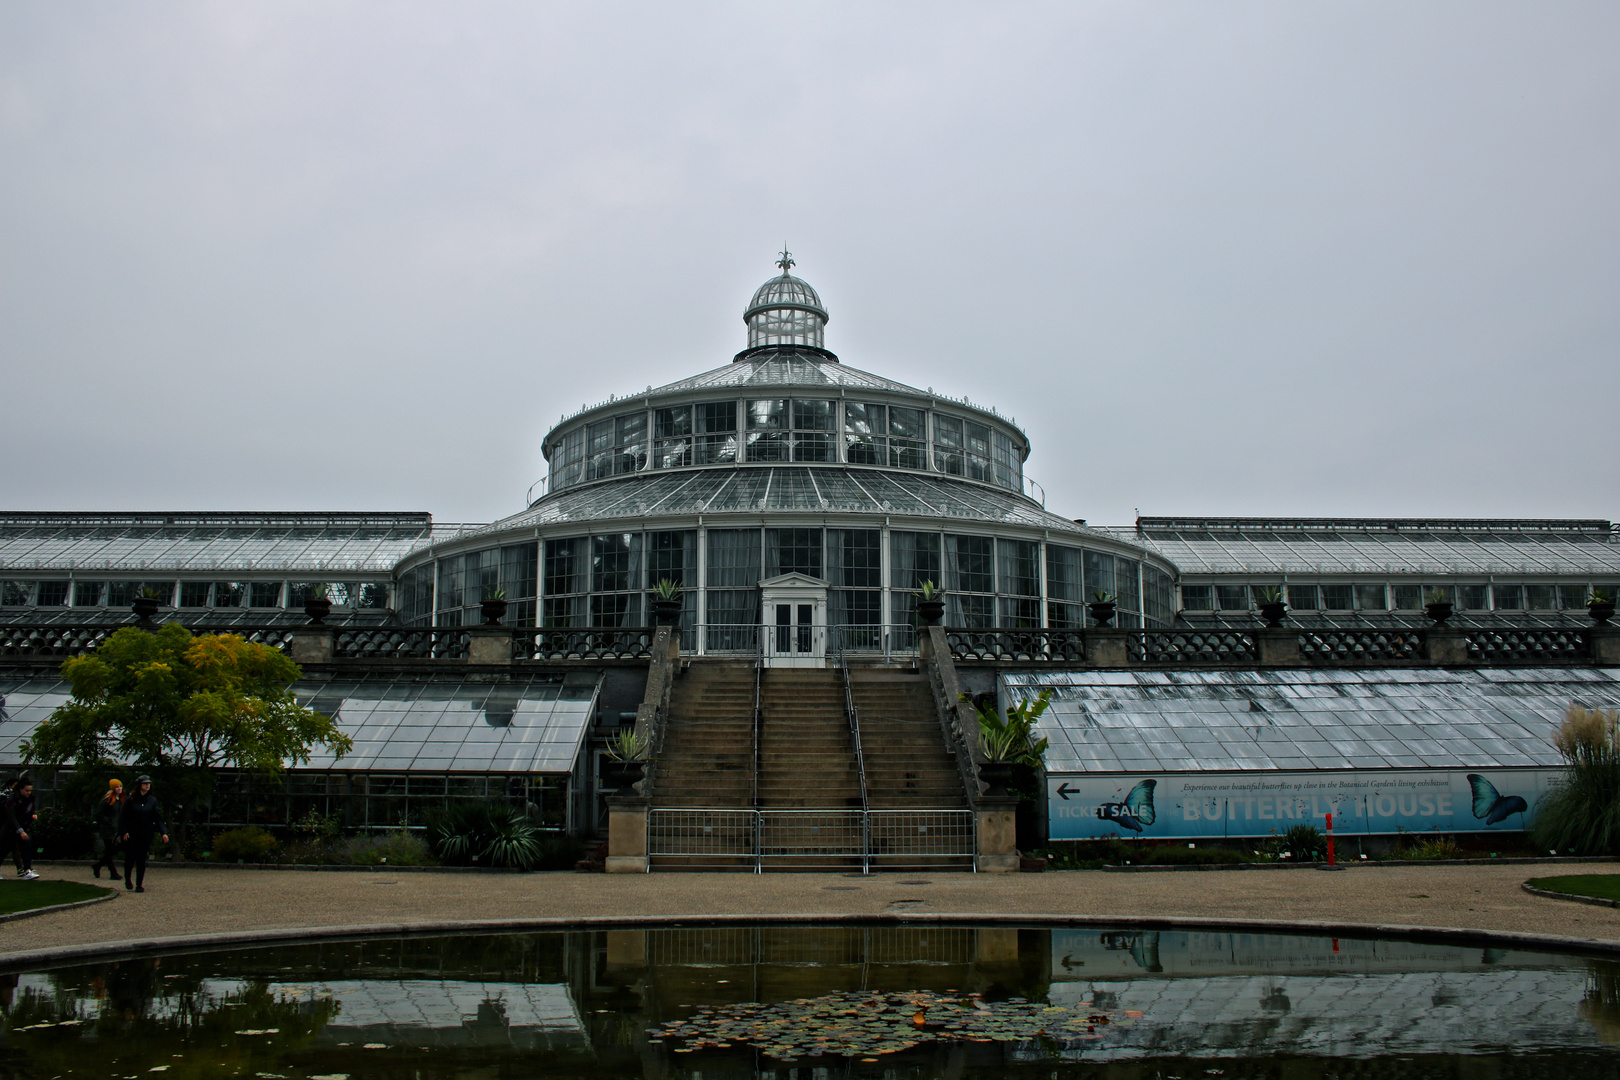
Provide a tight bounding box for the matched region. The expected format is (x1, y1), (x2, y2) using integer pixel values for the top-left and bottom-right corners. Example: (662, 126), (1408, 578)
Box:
(1047, 768), (1563, 841)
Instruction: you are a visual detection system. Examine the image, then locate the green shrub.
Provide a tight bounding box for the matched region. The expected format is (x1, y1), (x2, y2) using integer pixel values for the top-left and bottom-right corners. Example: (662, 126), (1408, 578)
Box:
(1532, 705), (1620, 856)
(340, 830), (437, 867)
(1281, 825), (1325, 861)
(425, 802), (546, 870)
(32, 807), (95, 859)
(1398, 835), (1465, 861)
(212, 826), (278, 862)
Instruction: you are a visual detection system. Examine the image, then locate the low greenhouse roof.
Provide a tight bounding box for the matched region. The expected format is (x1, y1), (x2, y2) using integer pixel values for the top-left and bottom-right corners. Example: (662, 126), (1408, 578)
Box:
(0, 673), (599, 775)
(1136, 517), (1620, 577)
(0, 512), (477, 575)
(1002, 667), (1620, 774)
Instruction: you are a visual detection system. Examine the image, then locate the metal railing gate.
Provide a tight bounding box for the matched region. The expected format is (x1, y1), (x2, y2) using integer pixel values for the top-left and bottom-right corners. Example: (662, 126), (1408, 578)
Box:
(647, 808), (976, 872)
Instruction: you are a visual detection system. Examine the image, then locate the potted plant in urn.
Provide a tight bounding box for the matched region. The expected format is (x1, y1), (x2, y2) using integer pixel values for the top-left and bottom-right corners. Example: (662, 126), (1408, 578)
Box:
(651, 579), (683, 626)
(1255, 586), (1287, 628)
(1087, 590), (1117, 627)
(303, 584), (332, 625)
(131, 586), (164, 624)
(601, 728), (651, 793)
(1423, 588), (1454, 626)
(1590, 588), (1616, 625)
(480, 585), (508, 625)
(914, 580), (946, 626)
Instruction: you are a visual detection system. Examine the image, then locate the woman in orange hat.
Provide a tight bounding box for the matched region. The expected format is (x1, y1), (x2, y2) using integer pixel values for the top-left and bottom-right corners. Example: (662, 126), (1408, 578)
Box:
(91, 778), (124, 880)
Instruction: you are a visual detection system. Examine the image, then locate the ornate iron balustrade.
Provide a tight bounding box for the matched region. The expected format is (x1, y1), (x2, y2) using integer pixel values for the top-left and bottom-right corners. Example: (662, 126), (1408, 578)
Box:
(0, 624), (293, 657)
(946, 628), (1085, 662)
(1298, 628), (1426, 663)
(1465, 628), (1591, 663)
(514, 626), (655, 661)
(334, 627), (469, 660)
(1132, 630), (1258, 664)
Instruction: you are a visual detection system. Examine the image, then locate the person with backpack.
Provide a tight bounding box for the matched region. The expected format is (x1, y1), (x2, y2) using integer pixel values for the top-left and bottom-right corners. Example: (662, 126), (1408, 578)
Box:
(117, 775), (168, 893)
(91, 778), (124, 880)
(2, 775), (41, 880)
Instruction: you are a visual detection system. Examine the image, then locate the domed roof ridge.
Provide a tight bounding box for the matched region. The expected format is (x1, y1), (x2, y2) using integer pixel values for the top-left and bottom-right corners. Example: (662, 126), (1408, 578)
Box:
(744, 271), (827, 321)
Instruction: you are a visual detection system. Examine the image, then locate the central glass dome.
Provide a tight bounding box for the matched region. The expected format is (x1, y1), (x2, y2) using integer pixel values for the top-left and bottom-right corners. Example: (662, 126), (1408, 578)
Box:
(742, 251), (828, 352)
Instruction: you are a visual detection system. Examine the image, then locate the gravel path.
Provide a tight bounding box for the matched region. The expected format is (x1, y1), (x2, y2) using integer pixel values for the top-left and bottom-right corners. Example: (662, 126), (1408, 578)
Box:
(3, 863), (1618, 961)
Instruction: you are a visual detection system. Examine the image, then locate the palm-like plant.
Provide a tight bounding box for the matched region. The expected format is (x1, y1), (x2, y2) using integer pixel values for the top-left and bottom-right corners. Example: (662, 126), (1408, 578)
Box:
(965, 690), (1053, 765)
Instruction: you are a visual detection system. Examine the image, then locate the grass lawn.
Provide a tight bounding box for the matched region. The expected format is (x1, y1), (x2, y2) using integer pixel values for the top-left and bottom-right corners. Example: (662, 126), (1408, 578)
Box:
(0, 879), (113, 916)
(1526, 874), (1620, 902)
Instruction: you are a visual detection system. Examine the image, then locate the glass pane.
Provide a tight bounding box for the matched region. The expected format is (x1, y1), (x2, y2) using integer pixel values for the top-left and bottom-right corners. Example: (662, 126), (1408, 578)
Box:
(1046, 545), (1083, 603)
(746, 399), (785, 430)
(1, 581), (31, 605)
(591, 533), (641, 592)
(249, 582), (282, 608)
(1216, 584), (1248, 610)
(1559, 584), (1589, 610)
(1525, 584), (1556, 610)
(106, 581), (135, 607)
(706, 529), (761, 588)
(1355, 583), (1387, 610)
(792, 399), (832, 431)
(944, 534), (994, 594)
(793, 432), (834, 462)
(1287, 584), (1319, 610)
(1180, 584), (1213, 610)
(889, 531), (941, 591)
(766, 528), (822, 579)
(1460, 584), (1490, 611)
(1493, 584), (1523, 610)
(1393, 584), (1424, 610)
(358, 582), (390, 608)
(72, 581), (105, 607)
(179, 581), (211, 607)
(1321, 584), (1354, 610)
(996, 539), (1039, 597)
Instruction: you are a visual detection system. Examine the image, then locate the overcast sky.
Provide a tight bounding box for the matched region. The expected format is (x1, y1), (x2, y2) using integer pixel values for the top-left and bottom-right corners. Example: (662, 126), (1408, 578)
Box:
(2, 2), (1615, 528)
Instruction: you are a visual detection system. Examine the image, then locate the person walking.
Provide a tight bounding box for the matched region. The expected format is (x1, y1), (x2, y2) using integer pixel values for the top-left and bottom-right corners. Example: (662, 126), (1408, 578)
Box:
(117, 775), (168, 893)
(91, 779), (124, 880)
(2, 775), (41, 880)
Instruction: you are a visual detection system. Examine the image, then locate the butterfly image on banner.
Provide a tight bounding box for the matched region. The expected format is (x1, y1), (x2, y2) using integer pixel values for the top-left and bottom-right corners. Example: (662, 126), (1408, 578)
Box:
(1095, 779), (1157, 832)
(1466, 774), (1528, 825)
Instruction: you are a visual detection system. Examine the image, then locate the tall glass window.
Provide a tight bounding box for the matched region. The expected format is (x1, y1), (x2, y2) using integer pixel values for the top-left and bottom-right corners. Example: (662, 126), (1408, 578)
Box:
(695, 401), (739, 464)
(587, 413), (648, 478)
(945, 534), (995, 627)
(1143, 565), (1175, 628)
(655, 405), (693, 468)
(827, 529), (882, 642)
(1046, 544), (1084, 628)
(590, 534), (643, 625)
(889, 407), (926, 469)
(932, 415), (964, 476)
(964, 421), (993, 482)
(844, 402), (886, 465)
(996, 539), (1039, 626)
(647, 530), (698, 637)
(706, 528), (761, 649)
(543, 537), (587, 626)
(500, 542), (538, 625)
(890, 531), (942, 632)
(992, 431), (1022, 491)
(399, 565), (434, 625)
(549, 428), (585, 491)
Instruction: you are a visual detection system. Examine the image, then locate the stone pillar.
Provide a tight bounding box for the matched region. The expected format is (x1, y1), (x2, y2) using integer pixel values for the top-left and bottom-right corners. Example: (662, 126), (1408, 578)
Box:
(1427, 627), (1469, 665)
(1591, 626), (1620, 664)
(1255, 628), (1298, 666)
(288, 627), (334, 665)
(1087, 629), (1129, 667)
(468, 627), (514, 665)
(605, 794), (650, 874)
(975, 795), (1020, 873)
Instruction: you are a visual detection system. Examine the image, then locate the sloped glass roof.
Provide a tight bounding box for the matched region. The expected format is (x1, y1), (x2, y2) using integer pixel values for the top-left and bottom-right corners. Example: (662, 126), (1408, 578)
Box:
(0, 674), (598, 774)
(0, 513), (473, 574)
(1003, 667), (1618, 773)
(481, 467), (1106, 538)
(1136, 517), (1620, 576)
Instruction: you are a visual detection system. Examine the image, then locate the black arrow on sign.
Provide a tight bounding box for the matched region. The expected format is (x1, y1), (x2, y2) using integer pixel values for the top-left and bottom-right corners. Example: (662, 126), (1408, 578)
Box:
(1055, 782), (1077, 800)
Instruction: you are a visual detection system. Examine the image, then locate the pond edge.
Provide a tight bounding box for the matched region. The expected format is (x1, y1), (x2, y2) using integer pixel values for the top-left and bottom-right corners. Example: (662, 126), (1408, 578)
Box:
(4, 910), (1620, 972)
(1522, 882), (1620, 909)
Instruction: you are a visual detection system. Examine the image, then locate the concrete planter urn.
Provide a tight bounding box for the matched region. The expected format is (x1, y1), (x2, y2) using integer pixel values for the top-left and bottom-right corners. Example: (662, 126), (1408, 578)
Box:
(1257, 601), (1287, 628)
(1087, 600), (1117, 627)
(303, 598), (332, 625)
(652, 599), (683, 626)
(917, 599), (946, 626)
(1590, 601), (1616, 625)
(480, 598), (508, 625)
(977, 761), (1018, 797)
(131, 596), (161, 624)
(1424, 601), (1454, 626)
(601, 760), (645, 794)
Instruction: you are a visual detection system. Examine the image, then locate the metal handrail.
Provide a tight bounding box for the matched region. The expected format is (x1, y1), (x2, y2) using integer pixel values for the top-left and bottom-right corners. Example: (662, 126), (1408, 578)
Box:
(839, 646), (872, 873)
(751, 633), (764, 872)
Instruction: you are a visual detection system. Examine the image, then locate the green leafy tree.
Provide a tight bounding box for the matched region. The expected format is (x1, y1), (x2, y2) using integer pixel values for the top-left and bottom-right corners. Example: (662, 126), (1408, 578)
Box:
(22, 624), (352, 847)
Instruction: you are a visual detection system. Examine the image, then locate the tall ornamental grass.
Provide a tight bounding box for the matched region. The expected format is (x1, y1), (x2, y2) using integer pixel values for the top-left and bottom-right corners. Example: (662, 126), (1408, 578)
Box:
(1531, 704), (1620, 856)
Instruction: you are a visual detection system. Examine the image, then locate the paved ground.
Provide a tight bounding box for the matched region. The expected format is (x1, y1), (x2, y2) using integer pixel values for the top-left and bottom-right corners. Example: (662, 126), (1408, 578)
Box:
(3, 863), (1619, 961)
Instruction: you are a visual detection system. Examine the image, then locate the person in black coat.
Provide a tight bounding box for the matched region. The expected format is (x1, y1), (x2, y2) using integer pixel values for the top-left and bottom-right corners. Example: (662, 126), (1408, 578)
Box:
(117, 775), (168, 893)
(2, 775), (40, 880)
(91, 778), (124, 880)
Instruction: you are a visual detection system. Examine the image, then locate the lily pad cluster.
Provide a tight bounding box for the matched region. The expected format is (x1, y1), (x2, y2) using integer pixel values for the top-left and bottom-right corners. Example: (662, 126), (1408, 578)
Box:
(652, 990), (1141, 1059)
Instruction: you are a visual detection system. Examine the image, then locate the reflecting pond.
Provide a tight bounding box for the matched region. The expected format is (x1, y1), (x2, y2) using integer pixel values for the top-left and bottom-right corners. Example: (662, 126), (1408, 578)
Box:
(4, 924), (1620, 1078)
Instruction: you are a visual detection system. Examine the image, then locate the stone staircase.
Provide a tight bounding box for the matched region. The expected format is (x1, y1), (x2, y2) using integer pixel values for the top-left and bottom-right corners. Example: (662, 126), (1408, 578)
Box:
(849, 670), (969, 809)
(757, 669), (862, 808)
(651, 661), (755, 809)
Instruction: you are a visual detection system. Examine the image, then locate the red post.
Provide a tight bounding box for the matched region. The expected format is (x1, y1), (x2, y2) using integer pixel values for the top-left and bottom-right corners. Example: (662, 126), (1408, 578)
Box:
(1326, 812), (1336, 866)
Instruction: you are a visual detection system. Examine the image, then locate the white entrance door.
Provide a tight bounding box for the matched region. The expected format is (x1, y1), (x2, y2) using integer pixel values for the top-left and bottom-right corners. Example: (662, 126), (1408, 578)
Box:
(758, 573), (829, 668)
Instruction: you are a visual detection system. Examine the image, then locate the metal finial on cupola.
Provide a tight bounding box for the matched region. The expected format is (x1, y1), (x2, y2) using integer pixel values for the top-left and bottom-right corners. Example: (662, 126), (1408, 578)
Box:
(776, 246), (794, 274)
